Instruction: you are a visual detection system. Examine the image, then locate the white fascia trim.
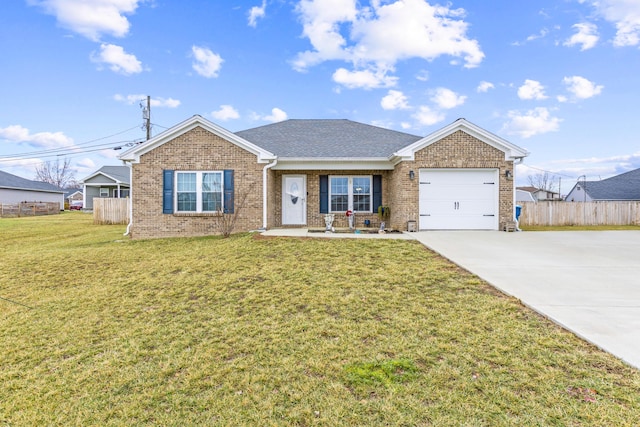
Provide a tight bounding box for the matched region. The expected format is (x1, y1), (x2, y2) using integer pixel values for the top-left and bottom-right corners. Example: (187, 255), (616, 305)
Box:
(118, 115), (276, 164)
(394, 118), (530, 161)
(1, 187), (64, 194)
(80, 172), (127, 185)
(83, 183), (130, 187)
(273, 158), (394, 171)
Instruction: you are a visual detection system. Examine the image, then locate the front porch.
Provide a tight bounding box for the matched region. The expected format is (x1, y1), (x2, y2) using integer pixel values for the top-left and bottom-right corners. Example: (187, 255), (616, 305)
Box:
(260, 228), (414, 240)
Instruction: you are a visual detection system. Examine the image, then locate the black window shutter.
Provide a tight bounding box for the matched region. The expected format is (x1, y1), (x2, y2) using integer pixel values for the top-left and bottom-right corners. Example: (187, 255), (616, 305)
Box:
(162, 170), (174, 214)
(224, 169), (234, 214)
(319, 175), (328, 213)
(373, 174), (382, 213)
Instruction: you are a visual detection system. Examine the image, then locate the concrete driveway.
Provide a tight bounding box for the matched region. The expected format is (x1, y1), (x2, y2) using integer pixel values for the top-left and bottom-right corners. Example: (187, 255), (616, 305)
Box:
(413, 230), (640, 370)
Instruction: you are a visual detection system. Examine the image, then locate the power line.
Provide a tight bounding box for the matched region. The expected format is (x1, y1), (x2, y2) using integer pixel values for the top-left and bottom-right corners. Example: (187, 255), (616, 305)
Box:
(0, 139), (141, 160)
(0, 125), (141, 160)
(521, 164), (589, 180)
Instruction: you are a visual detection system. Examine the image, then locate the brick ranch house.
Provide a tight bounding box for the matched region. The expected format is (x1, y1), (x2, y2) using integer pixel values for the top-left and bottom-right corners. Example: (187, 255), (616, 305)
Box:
(118, 115), (529, 239)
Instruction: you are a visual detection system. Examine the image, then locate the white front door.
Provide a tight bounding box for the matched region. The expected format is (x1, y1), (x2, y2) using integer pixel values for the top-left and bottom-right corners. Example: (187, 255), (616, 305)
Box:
(282, 175), (307, 225)
(419, 169), (498, 230)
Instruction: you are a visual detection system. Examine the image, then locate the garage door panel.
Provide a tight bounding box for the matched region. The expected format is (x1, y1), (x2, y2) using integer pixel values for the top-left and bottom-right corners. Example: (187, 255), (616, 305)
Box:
(419, 169), (498, 230)
(421, 199), (495, 216)
(421, 184), (495, 201)
(419, 170), (495, 185)
(420, 214), (496, 230)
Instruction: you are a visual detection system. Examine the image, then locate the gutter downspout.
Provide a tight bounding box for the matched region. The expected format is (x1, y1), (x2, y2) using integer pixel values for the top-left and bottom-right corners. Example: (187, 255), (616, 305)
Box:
(512, 156), (525, 231)
(262, 159), (278, 230)
(124, 161), (133, 236)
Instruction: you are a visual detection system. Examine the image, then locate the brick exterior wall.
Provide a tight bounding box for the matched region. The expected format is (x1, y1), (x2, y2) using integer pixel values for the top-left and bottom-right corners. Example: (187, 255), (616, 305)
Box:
(389, 130), (514, 231)
(130, 127), (265, 239)
(130, 127), (514, 238)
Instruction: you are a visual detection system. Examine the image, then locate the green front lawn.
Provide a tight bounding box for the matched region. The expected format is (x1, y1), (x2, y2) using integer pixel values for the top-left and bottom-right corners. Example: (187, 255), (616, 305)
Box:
(1, 213), (639, 425)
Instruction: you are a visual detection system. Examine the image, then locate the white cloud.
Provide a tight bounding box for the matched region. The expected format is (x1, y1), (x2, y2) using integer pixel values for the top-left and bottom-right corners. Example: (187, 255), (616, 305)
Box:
(477, 81), (495, 93)
(412, 105), (445, 126)
(28, 0), (142, 41)
(248, 0), (267, 27)
(91, 43), (143, 75)
(517, 79), (547, 100)
(191, 46), (223, 78)
(526, 28), (549, 42)
(400, 122), (412, 129)
(293, 0), (484, 88)
(211, 105), (240, 121)
(114, 94), (181, 108)
(0, 124), (75, 149)
(502, 107), (561, 138)
(254, 107), (288, 123)
(564, 22), (599, 50)
(381, 90), (410, 110)
(431, 87), (466, 109)
(332, 67), (398, 89)
(588, 0), (640, 47)
(562, 75), (604, 99)
(415, 70), (429, 81)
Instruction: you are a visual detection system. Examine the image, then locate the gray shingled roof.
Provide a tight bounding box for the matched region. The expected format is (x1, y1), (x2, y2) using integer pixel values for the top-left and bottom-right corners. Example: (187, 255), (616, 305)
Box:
(0, 170), (64, 192)
(235, 119), (422, 158)
(582, 168), (640, 200)
(84, 165), (130, 184)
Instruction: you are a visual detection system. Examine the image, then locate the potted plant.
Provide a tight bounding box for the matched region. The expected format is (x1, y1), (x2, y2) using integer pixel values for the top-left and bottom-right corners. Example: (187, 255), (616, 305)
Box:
(377, 206), (390, 231)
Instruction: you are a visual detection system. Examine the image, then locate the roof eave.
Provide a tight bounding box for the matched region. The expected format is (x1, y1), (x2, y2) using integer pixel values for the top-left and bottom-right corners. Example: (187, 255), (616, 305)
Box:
(118, 115), (276, 164)
(394, 118), (530, 161)
(272, 157), (395, 171)
(0, 186), (63, 193)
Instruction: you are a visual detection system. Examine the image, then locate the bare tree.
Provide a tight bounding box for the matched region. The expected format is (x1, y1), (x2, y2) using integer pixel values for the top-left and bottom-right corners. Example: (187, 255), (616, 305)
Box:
(218, 174), (254, 238)
(527, 172), (558, 192)
(35, 158), (76, 189)
(65, 178), (82, 189)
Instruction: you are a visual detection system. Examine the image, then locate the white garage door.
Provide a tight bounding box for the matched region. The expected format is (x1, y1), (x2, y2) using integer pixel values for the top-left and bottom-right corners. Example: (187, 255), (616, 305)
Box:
(419, 169), (498, 230)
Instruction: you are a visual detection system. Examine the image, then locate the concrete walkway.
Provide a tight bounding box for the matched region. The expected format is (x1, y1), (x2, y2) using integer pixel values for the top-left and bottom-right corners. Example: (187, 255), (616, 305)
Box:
(412, 230), (640, 370)
(262, 228), (640, 369)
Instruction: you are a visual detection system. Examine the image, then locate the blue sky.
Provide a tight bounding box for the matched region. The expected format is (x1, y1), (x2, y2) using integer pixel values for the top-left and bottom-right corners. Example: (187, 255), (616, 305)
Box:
(1, 0), (639, 192)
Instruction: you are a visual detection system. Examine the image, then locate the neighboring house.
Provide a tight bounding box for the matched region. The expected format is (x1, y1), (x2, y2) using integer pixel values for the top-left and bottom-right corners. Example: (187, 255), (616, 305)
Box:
(64, 188), (83, 205)
(80, 166), (130, 210)
(516, 186), (561, 201)
(565, 168), (640, 202)
(0, 170), (64, 209)
(516, 189), (536, 203)
(118, 115), (529, 239)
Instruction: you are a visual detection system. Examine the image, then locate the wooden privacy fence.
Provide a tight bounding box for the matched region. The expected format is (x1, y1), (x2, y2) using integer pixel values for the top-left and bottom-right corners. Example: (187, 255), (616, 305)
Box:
(0, 202), (60, 218)
(93, 198), (130, 225)
(519, 201), (640, 226)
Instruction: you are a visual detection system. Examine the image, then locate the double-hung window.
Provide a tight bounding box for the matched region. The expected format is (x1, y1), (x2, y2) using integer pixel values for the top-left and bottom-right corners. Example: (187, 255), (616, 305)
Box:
(176, 171), (223, 213)
(329, 176), (372, 213)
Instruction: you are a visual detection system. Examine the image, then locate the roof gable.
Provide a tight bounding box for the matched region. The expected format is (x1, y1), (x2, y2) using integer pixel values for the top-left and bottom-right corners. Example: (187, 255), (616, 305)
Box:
(81, 165), (130, 185)
(118, 115), (275, 163)
(394, 118), (529, 161)
(0, 170), (63, 193)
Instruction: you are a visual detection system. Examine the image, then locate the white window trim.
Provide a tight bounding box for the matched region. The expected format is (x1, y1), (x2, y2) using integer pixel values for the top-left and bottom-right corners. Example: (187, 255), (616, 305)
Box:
(99, 188), (109, 197)
(175, 171), (224, 213)
(329, 175), (372, 213)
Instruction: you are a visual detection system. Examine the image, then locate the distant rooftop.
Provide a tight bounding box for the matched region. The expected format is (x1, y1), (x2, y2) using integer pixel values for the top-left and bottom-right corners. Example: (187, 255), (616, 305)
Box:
(0, 169), (63, 193)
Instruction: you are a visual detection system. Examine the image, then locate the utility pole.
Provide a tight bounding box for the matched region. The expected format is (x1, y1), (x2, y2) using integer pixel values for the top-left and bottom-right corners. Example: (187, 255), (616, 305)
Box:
(145, 95), (151, 141)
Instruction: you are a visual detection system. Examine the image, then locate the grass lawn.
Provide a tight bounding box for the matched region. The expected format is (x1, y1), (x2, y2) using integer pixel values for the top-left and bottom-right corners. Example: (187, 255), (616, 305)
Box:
(1, 213), (639, 426)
